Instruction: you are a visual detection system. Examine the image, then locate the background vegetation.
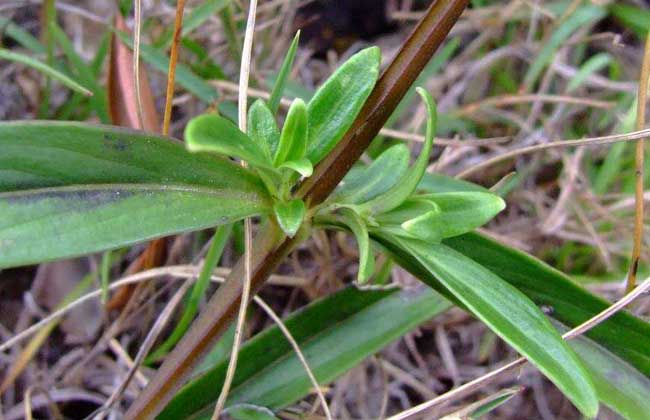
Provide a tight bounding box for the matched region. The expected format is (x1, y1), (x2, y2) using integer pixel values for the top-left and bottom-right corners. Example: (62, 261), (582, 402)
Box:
(2, 0), (650, 418)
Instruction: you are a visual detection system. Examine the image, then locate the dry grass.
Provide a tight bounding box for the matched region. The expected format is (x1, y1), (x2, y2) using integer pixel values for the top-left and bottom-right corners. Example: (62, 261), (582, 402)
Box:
(2, 0), (650, 419)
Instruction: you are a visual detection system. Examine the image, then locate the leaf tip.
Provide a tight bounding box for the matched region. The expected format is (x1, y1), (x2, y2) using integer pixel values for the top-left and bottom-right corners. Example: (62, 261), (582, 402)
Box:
(273, 199), (306, 238)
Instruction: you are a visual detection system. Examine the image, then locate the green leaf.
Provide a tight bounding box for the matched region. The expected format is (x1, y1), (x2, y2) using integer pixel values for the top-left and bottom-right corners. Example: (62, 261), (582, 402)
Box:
(401, 192), (505, 241)
(195, 324), (236, 378)
(49, 22), (110, 122)
(524, 5), (605, 89)
(273, 199), (306, 238)
(358, 88), (436, 215)
(373, 229), (650, 405)
(278, 158), (313, 178)
(549, 321), (650, 420)
(186, 113), (273, 169)
(227, 406), (280, 420)
(306, 47), (381, 164)
(183, 0), (231, 37)
(333, 144), (410, 205)
(386, 37), (460, 129)
(593, 99), (635, 194)
(0, 48), (92, 96)
(268, 31), (300, 115)
(418, 172), (487, 194)
(440, 387), (522, 420)
(273, 98), (308, 167)
(248, 100), (279, 159)
(0, 121), (270, 268)
(0, 17), (46, 54)
(374, 197), (440, 227)
(567, 53), (612, 92)
(444, 232), (650, 377)
(340, 208), (374, 283)
(400, 171), (650, 377)
(395, 238), (598, 418)
(566, 328), (650, 420)
(160, 286), (451, 419)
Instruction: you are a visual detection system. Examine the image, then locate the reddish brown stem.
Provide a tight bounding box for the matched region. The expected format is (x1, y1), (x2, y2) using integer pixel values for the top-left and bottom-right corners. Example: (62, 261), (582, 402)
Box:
(125, 1), (469, 418)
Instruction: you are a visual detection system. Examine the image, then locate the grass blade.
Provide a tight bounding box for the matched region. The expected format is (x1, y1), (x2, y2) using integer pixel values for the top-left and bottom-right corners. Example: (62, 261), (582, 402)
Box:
(0, 48), (92, 96)
(268, 31), (300, 115)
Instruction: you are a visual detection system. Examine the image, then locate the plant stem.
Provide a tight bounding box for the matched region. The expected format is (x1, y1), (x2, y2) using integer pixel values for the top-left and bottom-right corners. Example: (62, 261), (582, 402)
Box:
(124, 1), (469, 418)
(626, 31), (650, 293)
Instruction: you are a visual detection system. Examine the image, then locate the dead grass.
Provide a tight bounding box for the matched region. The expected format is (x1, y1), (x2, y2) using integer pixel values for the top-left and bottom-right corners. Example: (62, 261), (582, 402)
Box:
(1, 0), (650, 419)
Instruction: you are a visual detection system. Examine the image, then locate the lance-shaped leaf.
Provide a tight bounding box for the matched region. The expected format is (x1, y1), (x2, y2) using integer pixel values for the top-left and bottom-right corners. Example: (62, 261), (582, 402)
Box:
(445, 232), (650, 375)
(306, 47), (381, 164)
(0, 121), (271, 269)
(160, 286), (451, 419)
(372, 228), (650, 417)
(268, 31), (300, 115)
(394, 238), (599, 418)
(273, 199), (306, 238)
(358, 88), (436, 215)
(333, 143), (410, 205)
(248, 99), (279, 159)
(401, 192), (505, 241)
(564, 325), (650, 420)
(186, 113), (273, 169)
(273, 98), (308, 167)
(340, 208), (374, 283)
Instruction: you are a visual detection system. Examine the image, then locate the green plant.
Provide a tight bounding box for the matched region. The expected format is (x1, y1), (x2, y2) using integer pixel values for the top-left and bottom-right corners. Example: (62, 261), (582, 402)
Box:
(3, 1), (650, 419)
(0, 45), (615, 419)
